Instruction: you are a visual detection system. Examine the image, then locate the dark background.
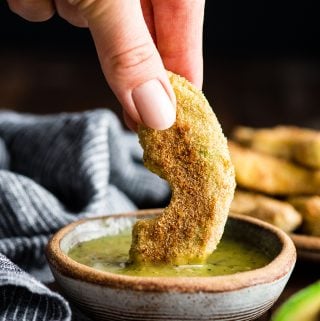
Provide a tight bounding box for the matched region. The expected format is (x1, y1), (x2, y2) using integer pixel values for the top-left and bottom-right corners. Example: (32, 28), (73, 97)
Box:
(1, 1), (320, 133)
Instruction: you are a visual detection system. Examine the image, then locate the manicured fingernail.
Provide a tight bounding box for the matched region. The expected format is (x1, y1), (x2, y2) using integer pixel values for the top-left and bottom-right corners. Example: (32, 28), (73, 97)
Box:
(132, 79), (176, 130)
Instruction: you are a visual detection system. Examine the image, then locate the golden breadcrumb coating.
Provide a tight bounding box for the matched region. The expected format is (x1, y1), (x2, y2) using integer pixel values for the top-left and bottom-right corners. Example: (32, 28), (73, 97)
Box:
(231, 190), (302, 233)
(129, 72), (236, 265)
(229, 141), (320, 195)
(289, 196), (320, 236)
(233, 126), (320, 169)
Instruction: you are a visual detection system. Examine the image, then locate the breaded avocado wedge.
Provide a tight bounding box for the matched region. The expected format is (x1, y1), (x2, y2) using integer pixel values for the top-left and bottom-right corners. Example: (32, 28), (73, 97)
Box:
(129, 72), (235, 265)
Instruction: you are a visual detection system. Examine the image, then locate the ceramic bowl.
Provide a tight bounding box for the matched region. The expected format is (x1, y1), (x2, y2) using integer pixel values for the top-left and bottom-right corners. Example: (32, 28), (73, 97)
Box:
(46, 209), (296, 321)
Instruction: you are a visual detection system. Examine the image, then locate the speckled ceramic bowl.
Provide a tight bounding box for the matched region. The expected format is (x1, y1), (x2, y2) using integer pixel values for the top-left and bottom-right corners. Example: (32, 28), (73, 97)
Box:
(46, 209), (296, 321)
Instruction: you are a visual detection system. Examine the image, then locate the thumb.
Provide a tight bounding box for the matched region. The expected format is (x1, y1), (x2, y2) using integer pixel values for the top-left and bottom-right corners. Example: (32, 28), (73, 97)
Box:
(68, 0), (176, 130)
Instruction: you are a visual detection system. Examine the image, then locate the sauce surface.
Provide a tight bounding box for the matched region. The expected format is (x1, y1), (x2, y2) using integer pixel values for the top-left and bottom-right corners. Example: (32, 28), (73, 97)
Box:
(68, 230), (270, 277)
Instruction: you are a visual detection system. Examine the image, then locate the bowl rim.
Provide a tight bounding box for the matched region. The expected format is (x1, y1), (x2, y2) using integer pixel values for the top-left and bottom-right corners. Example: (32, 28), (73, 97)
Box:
(46, 209), (296, 293)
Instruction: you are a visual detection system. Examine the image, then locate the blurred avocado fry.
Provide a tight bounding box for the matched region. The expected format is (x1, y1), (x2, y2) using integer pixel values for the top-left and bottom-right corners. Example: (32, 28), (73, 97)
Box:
(229, 125), (320, 236)
(129, 72), (235, 266)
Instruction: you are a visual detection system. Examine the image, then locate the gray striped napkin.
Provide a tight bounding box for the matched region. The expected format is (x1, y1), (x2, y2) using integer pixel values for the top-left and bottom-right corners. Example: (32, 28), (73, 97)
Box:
(0, 110), (169, 321)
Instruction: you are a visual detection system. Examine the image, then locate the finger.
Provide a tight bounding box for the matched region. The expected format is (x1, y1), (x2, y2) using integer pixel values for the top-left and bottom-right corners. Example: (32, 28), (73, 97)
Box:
(55, 0), (88, 28)
(152, 0), (205, 88)
(123, 110), (138, 132)
(67, 0), (176, 130)
(7, 0), (55, 22)
(140, 0), (156, 43)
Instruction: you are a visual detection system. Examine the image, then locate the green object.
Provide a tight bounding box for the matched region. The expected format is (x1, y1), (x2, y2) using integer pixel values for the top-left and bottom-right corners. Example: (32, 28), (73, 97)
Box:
(272, 281), (320, 321)
(68, 229), (270, 277)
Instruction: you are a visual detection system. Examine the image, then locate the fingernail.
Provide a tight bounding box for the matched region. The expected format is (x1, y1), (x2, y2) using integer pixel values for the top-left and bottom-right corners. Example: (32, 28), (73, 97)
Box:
(132, 79), (176, 130)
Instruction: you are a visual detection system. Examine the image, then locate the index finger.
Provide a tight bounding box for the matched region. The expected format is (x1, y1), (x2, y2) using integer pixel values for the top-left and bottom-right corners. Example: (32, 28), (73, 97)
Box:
(152, 0), (205, 89)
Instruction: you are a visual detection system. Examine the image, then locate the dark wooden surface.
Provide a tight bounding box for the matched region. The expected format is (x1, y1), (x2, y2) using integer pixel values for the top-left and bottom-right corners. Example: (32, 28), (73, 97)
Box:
(1, 51), (320, 133)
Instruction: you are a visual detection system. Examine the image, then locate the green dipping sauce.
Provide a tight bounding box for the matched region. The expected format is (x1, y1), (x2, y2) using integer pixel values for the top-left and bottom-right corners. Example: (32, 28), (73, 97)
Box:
(68, 229), (271, 277)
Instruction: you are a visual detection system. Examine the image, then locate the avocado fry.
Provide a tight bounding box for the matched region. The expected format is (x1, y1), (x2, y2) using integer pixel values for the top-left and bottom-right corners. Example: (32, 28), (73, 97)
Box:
(233, 126), (320, 169)
(229, 141), (320, 196)
(289, 196), (320, 236)
(231, 190), (302, 233)
(129, 72), (236, 265)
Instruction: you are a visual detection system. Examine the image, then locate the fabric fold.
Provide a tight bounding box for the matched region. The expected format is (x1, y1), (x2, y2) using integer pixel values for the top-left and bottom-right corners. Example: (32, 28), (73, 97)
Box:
(0, 109), (169, 321)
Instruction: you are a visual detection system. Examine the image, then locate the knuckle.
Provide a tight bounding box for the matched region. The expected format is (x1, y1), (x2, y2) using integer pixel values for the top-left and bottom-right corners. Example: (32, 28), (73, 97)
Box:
(55, 0), (88, 28)
(67, 0), (99, 14)
(7, 0), (18, 13)
(8, 0), (54, 21)
(67, 0), (94, 8)
(110, 42), (156, 72)
(67, 0), (113, 21)
(7, 0), (28, 16)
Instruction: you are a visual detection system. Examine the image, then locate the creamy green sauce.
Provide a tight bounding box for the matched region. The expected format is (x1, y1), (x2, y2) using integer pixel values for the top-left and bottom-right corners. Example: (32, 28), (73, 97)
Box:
(68, 230), (270, 277)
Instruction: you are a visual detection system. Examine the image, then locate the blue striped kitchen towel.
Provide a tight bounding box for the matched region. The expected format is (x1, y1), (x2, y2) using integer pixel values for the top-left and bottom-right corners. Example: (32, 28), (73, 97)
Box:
(0, 109), (169, 321)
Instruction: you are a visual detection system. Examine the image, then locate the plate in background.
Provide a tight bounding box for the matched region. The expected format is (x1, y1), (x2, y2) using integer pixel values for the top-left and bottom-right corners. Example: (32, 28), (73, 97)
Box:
(291, 234), (320, 262)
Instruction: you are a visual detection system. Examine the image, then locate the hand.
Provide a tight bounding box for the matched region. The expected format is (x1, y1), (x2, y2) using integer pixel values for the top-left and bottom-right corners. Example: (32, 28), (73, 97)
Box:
(7, 0), (205, 130)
